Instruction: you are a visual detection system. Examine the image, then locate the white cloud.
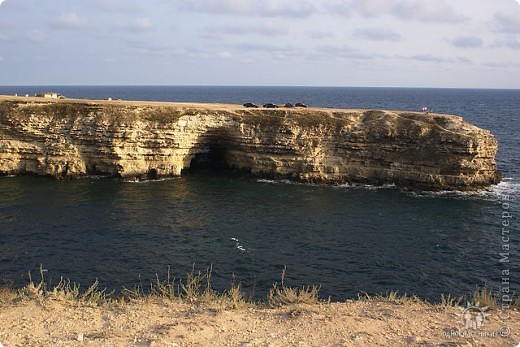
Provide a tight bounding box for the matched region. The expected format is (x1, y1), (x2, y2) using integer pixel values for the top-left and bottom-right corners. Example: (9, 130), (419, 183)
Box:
(354, 27), (403, 41)
(85, 0), (141, 13)
(25, 29), (47, 43)
(451, 36), (484, 48)
(0, 0), (5, 6)
(492, 39), (520, 50)
(307, 30), (335, 39)
(327, 0), (467, 23)
(176, 0), (315, 17)
(116, 18), (154, 32)
(53, 13), (87, 29)
(203, 24), (289, 39)
(130, 17), (153, 31)
(390, 0), (467, 23)
(0, 55), (4, 62)
(492, 13), (520, 33)
(317, 44), (373, 60)
(409, 54), (446, 63)
(218, 50), (232, 59)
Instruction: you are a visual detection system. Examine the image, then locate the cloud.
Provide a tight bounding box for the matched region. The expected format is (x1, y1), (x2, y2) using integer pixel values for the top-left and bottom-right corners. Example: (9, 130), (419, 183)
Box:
(451, 36), (483, 48)
(202, 24), (289, 39)
(409, 54), (446, 62)
(492, 13), (520, 33)
(0, 55), (3, 62)
(117, 18), (154, 32)
(176, 0), (316, 17)
(492, 39), (520, 50)
(218, 50), (232, 59)
(307, 30), (335, 39)
(53, 13), (87, 29)
(317, 44), (373, 60)
(25, 29), (47, 43)
(326, 0), (467, 23)
(354, 27), (403, 41)
(0, 0), (5, 6)
(390, 0), (467, 23)
(85, 0), (141, 13)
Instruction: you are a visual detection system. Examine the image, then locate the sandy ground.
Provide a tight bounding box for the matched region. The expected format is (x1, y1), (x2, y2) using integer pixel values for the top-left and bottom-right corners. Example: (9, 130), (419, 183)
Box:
(0, 298), (518, 347)
(0, 94), (376, 114)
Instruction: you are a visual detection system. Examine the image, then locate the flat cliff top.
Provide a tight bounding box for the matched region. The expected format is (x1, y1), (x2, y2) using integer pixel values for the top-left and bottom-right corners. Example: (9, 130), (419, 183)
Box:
(0, 94), (454, 119)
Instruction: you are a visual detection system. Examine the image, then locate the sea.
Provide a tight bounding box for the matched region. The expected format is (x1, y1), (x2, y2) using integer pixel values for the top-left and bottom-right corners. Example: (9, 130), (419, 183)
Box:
(0, 86), (518, 302)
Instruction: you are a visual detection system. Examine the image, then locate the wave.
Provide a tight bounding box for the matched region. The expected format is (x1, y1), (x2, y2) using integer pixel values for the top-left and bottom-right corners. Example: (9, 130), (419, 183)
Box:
(257, 177), (519, 201)
(407, 178), (520, 201)
(123, 177), (180, 184)
(257, 178), (397, 190)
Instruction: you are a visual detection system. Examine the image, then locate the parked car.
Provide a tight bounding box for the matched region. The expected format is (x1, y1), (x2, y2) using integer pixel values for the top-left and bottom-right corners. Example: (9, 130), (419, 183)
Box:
(263, 103), (278, 108)
(284, 103), (294, 108)
(243, 102), (258, 108)
(295, 103), (308, 108)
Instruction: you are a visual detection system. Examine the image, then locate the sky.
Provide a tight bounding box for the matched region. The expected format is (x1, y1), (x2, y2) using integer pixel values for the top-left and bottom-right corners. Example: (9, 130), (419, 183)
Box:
(0, 0), (519, 88)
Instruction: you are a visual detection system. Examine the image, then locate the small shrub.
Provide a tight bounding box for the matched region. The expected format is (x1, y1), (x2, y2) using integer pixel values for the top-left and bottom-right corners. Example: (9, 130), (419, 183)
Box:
(470, 286), (499, 309)
(267, 267), (320, 307)
(439, 293), (462, 307)
(0, 279), (16, 306)
(18, 265), (112, 305)
(357, 290), (423, 305)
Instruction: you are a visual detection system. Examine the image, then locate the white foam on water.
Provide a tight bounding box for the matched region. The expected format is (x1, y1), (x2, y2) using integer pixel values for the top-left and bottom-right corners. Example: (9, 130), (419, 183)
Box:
(123, 177), (179, 184)
(230, 237), (247, 252)
(256, 176), (519, 201)
(257, 178), (294, 185)
(407, 178), (519, 201)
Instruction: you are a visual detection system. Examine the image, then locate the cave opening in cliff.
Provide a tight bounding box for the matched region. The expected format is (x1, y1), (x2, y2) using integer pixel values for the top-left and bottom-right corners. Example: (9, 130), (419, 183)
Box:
(182, 145), (231, 175)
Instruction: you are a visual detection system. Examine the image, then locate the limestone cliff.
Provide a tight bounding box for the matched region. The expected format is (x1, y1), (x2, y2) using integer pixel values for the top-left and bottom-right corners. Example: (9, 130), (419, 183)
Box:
(0, 97), (501, 190)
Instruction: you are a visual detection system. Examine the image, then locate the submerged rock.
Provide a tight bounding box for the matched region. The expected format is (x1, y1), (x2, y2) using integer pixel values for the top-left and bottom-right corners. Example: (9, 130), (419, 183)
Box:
(0, 97), (501, 190)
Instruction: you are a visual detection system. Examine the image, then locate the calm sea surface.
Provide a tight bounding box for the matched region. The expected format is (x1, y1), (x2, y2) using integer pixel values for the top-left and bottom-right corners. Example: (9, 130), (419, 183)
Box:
(0, 86), (518, 301)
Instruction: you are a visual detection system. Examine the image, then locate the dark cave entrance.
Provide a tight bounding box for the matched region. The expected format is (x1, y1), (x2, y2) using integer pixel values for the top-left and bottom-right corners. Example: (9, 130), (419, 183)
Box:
(182, 145), (231, 174)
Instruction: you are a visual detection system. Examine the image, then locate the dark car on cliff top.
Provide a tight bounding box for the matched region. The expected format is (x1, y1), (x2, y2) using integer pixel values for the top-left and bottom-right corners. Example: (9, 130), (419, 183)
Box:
(295, 102), (308, 108)
(263, 103), (278, 108)
(243, 102), (258, 108)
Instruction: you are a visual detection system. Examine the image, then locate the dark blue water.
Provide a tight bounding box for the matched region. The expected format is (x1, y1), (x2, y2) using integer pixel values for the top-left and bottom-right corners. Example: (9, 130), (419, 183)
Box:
(0, 86), (518, 301)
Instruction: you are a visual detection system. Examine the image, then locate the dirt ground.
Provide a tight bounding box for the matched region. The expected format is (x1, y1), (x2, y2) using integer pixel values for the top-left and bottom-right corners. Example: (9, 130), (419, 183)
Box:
(0, 298), (518, 347)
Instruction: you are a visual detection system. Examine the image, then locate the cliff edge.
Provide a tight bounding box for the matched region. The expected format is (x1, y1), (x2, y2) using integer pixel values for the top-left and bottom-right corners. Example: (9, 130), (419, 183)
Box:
(0, 96), (501, 190)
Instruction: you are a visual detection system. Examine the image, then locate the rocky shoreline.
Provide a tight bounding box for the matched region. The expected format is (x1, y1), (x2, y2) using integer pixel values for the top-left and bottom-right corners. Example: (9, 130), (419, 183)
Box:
(0, 95), (501, 190)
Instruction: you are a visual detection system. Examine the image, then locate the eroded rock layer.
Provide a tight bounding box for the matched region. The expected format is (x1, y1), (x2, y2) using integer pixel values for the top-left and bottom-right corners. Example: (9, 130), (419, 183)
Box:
(0, 97), (501, 190)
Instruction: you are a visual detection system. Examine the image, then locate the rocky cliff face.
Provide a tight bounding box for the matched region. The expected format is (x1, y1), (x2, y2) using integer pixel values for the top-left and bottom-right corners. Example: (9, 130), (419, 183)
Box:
(0, 98), (501, 190)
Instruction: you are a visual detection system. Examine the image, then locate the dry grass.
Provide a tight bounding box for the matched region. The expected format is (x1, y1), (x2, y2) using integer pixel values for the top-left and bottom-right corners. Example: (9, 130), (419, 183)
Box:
(357, 290), (424, 306)
(0, 280), (16, 306)
(16, 265), (113, 306)
(439, 293), (463, 308)
(267, 267), (321, 307)
(2, 266), (515, 313)
(470, 285), (499, 309)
